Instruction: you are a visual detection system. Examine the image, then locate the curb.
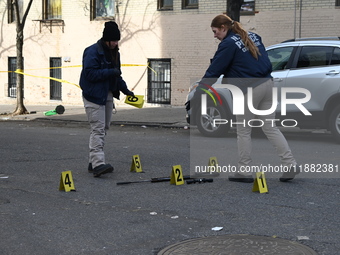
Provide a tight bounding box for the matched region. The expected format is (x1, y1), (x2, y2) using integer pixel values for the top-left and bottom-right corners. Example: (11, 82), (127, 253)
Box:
(1, 116), (189, 129)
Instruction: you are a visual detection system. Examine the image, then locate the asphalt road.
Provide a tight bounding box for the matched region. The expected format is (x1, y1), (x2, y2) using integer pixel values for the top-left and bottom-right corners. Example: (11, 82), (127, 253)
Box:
(0, 121), (339, 255)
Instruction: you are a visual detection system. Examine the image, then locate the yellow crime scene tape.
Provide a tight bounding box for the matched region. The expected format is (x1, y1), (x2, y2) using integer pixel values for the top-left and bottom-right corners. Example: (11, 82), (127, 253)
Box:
(0, 63), (157, 88)
(1, 63), (154, 89)
(14, 69), (81, 88)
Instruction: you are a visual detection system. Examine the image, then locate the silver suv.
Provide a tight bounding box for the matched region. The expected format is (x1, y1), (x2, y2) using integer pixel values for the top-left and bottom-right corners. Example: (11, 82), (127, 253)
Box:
(186, 37), (340, 143)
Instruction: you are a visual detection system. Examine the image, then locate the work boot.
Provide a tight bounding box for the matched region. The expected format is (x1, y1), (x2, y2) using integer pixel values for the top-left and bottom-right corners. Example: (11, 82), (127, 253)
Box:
(228, 173), (254, 183)
(93, 164), (114, 177)
(88, 163), (93, 173)
(279, 165), (301, 182)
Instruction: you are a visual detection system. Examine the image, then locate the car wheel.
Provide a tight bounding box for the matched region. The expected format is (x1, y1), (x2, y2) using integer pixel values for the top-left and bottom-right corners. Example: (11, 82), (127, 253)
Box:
(195, 103), (230, 137)
(329, 105), (340, 144)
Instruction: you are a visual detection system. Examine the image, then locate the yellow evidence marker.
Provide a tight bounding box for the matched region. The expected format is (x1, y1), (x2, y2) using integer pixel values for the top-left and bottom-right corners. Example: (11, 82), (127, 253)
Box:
(125, 95), (144, 108)
(170, 165), (184, 185)
(208, 156), (219, 173)
(59, 171), (76, 192)
(252, 172), (268, 193)
(130, 154), (143, 172)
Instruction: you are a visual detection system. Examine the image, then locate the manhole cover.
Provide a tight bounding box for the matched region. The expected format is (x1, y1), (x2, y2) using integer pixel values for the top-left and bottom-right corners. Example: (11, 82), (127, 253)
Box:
(158, 235), (318, 255)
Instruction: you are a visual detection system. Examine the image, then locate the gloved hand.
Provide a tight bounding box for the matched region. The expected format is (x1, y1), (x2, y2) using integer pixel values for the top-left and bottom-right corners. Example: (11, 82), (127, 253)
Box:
(185, 87), (204, 111)
(125, 90), (134, 96)
(112, 68), (122, 77)
(185, 101), (191, 111)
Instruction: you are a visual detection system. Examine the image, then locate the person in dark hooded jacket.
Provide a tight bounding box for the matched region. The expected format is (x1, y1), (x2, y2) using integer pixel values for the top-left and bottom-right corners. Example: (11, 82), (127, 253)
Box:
(191, 14), (300, 183)
(80, 21), (134, 177)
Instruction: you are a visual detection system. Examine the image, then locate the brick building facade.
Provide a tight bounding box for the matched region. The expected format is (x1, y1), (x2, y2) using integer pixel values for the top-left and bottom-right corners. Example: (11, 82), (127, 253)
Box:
(0, 0), (339, 107)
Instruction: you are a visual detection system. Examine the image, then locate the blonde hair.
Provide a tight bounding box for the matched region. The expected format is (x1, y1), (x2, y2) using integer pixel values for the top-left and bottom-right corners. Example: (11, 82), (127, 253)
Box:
(211, 14), (260, 59)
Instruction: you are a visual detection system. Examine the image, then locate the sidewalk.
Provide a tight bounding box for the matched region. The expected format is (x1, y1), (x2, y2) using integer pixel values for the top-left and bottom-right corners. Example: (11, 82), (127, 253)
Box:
(0, 104), (189, 128)
(0, 104), (327, 135)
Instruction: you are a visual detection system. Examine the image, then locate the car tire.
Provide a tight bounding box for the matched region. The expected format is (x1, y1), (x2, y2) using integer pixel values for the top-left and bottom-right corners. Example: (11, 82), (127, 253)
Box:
(195, 102), (231, 137)
(329, 104), (340, 144)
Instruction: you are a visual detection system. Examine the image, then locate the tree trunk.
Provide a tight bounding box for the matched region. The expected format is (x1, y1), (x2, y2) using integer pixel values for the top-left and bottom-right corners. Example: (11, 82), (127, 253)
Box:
(227, 0), (244, 22)
(12, 0), (34, 116)
(13, 28), (28, 115)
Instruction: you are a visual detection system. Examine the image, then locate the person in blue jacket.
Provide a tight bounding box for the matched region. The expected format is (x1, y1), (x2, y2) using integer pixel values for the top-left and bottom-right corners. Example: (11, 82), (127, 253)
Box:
(80, 21), (134, 177)
(192, 14), (299, 182)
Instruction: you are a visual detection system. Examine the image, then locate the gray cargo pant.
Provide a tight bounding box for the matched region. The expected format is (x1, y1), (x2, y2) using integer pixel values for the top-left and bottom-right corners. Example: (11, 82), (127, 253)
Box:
(83, 92), (114, 169)
(235, 79), (297, 169)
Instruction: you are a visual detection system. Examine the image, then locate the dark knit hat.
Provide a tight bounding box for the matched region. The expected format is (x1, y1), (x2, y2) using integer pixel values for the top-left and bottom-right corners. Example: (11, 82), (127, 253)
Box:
(102, 21), (121, 41)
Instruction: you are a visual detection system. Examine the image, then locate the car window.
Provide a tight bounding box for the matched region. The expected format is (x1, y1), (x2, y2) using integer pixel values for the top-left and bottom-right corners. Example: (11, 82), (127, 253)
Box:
(297, 46), (333, 68)
(267, 47), (294, 71)
(330, 47), (340, 65)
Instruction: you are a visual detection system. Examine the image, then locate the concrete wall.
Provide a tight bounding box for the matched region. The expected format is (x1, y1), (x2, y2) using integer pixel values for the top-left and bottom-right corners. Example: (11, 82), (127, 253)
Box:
(0, 0), (339, 107)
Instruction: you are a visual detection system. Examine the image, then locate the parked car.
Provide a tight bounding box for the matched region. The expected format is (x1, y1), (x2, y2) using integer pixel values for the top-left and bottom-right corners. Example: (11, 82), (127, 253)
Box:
(186, 37), (340, 143)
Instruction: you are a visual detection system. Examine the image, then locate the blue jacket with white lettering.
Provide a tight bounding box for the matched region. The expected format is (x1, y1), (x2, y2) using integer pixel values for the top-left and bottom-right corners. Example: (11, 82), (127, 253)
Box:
(200, 30), (272, 93)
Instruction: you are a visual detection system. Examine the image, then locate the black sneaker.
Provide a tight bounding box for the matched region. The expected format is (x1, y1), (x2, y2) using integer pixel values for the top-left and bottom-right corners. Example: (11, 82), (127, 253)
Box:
(279, 165), (300, 182)
(88, 163), (93, 173)
(93, 164), (114, 177)
(228, 173), (254, 183)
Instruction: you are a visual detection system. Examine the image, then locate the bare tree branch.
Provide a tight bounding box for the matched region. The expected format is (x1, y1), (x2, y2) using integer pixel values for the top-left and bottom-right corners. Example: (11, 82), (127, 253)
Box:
(21, 0), (34, 28)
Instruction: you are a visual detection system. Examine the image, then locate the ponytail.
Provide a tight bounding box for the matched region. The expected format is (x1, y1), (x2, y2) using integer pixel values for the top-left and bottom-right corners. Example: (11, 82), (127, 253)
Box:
(211, 14), (260, 60)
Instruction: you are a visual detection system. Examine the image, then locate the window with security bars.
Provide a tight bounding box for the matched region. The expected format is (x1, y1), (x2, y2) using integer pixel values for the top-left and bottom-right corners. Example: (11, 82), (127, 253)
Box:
(90, 0), (115, 20)
(50, 58), (62, 100)
(8, 57), (19, 98)
(182, 0), (198, 9)
(43, 0), (62, 19)
(147, 59), (171, 104)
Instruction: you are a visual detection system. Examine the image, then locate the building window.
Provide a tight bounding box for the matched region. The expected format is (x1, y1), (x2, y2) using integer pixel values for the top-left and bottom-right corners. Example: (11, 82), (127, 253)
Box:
(8, 0), (23, 23)
(158, 0), (173, 10)
(182, 0), (198, 9)
(91, 0), (115, 20)
(50, 58), (62, 100)
(241, 0), (255, 15)
(147, 59), (171, 104)
(43, 0), (62, 19)
(336, 0), (340, 6)
(8, 57), (18, 98)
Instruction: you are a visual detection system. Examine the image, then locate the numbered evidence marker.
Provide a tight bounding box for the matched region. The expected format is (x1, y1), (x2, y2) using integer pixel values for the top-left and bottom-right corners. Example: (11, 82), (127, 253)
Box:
(124, 95), (144, 108)
(252, 172), (268, 193)
(170, 165), (184, 185)
(130, 154), (143, 172)
(208, 157), (220, 174)
(59, 171), (76, 192)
